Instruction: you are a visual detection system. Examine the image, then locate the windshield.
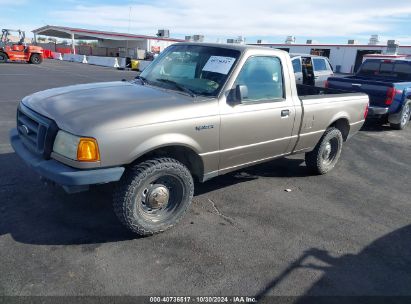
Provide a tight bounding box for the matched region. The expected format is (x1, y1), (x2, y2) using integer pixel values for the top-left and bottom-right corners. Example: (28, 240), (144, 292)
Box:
(140, 45), (241, 97)
(357, 59), (411, 81)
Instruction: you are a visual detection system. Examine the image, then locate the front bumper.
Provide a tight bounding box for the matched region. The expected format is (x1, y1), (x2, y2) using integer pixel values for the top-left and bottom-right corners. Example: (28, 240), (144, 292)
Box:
(367, 106), (389, 117)
(10, 128), (125, 193)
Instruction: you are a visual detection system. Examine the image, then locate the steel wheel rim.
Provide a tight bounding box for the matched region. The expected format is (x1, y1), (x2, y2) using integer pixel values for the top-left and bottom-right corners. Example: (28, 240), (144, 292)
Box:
(402, 104), (410, 126)
(32, 56), (39, 63)
(321, 137), (339, 166)
(135, 174), (184, 223)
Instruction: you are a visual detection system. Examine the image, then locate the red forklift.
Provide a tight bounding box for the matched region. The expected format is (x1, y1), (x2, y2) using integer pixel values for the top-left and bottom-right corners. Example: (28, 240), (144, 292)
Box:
(0, 29), (43, 64)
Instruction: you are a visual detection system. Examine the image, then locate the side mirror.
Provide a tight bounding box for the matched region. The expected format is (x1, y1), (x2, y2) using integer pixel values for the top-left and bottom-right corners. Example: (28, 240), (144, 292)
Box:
(228, 85), (248, 105)
(236, 84), (248, 101)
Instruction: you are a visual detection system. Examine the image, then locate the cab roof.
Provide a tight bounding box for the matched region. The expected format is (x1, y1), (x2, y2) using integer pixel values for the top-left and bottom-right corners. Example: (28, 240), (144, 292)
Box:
(174, 42), (288, 55)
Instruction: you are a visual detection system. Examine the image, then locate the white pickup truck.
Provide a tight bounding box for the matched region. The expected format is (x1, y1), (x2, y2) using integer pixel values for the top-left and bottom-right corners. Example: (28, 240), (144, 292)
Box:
(291, 54), (334, 87)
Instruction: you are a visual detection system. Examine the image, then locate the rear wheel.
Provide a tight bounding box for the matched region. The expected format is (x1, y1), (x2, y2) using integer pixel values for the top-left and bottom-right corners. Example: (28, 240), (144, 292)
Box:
(0, 52), (7, 63)
(305, 127), (343, 175)
(113, 158), (194, 236)
(390, 103), (410, 130)
(29, 53), (42, 64)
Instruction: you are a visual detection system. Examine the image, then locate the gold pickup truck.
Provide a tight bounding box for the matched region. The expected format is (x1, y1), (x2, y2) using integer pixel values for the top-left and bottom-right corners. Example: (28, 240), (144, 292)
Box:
(10, 43), (369, 235)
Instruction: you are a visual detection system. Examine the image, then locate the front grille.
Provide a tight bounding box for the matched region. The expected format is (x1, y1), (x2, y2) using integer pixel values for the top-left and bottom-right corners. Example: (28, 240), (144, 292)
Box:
(17, 104), (58, 159)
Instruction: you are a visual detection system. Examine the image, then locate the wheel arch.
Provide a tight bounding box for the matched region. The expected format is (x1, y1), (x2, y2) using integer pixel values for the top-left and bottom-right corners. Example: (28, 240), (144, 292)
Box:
(328, 117), (350, 141)
(129, 144), (205, 182)
(30, 52), (43, 58)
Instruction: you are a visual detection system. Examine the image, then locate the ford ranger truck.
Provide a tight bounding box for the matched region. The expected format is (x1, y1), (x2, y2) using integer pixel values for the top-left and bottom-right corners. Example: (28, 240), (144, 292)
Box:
(327, 58), (411, 130)
(9, 43), (369, 236)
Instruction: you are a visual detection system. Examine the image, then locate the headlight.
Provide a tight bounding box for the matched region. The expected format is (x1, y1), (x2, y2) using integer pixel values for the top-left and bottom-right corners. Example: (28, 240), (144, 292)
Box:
(53, 130), (100, 162)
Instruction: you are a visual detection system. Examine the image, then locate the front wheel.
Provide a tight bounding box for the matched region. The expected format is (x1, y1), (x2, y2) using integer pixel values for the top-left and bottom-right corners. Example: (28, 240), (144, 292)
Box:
(29, 53), (42, 64)
(305, 127), (343, 175)
(113, 158), (194, 236)
(390, 103), (410, 130)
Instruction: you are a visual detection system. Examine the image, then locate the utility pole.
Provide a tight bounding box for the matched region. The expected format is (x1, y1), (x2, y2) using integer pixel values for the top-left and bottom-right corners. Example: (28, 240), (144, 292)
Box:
(126, 6), (131, 57)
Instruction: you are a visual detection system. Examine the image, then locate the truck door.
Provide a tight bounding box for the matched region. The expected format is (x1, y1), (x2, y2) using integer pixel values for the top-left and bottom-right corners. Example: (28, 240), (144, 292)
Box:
(312, 57), (333, 87)
(292, 57), (303, 85)
(218, 56), (296, 172)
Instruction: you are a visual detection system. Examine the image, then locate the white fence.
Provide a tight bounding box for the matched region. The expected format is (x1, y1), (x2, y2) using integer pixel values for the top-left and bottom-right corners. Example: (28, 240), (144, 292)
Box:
(87, 56), (119, 68)
(51, 52), (63, 60)
(118, 58), (127, 68)
(53, 54), (152, 70)
(63, 54), (87, 63)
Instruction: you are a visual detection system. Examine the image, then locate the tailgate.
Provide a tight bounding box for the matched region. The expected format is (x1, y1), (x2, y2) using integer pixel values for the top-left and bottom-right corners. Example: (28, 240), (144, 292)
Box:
(328, 77), (391, 107)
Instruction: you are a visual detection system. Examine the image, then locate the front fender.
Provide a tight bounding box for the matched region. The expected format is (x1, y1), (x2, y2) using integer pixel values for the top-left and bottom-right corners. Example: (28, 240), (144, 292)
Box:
(128, 133), (203, 163)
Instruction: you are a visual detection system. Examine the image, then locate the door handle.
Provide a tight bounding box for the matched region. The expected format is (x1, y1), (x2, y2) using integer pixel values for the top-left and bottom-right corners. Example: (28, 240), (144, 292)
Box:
(281, 109), (290, 117)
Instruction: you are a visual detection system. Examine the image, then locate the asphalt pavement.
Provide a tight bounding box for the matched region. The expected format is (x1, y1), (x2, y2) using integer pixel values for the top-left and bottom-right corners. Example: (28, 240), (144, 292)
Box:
(0, 60), (410, 300)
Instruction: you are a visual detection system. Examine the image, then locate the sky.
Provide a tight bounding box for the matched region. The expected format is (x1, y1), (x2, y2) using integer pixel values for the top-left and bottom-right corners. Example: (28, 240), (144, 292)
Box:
(1, 0), (411, 45)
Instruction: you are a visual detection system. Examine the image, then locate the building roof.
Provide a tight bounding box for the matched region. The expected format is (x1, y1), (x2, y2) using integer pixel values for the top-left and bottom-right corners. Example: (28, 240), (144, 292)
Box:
(250, 43), (411, 48)
(32, 25), (185, 42)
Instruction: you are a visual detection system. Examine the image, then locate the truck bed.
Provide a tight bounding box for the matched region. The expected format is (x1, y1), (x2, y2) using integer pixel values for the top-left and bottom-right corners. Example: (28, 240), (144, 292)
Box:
(327, 76), (411, 109)
(327, 59), (411, 111)
(297, 84), (358, 99)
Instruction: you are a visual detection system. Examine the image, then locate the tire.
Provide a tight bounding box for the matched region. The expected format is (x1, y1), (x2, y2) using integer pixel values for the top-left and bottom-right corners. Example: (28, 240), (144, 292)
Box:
(29, 53), (42, 64)
(390, 102), (410, 130)
(305, 127), (343, 175)
(0, 52), (7, 63)
(113, 158), (194, 236)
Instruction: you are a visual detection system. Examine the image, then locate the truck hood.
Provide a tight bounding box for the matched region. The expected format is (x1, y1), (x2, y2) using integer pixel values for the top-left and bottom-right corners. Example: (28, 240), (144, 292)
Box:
(22, 81), (196, 135)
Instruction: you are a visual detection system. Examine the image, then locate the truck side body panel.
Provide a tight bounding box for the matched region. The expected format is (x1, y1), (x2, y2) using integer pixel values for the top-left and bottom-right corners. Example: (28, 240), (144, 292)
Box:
(295, 95), (367, 152)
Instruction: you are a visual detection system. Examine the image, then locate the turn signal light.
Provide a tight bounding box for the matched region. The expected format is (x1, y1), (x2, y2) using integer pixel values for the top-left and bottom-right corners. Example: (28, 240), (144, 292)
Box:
(77, 138), (100, 162)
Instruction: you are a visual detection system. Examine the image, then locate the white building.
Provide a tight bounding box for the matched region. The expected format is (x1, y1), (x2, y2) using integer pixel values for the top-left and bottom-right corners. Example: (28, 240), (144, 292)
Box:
(250, 41), (411, 74)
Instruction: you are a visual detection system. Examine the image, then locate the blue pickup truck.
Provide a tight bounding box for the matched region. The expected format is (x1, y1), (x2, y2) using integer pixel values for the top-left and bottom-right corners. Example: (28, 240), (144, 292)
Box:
(327, 58), (411, 130)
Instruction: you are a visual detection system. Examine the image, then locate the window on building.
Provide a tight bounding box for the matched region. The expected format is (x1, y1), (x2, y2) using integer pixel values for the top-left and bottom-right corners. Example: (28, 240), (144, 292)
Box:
(277, 48), (290, 53)
(310, 48), (331, 58)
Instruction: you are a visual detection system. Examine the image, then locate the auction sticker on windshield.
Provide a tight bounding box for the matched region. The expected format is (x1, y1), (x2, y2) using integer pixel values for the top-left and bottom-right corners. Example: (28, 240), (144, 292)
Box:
(202, 56), (236, 75)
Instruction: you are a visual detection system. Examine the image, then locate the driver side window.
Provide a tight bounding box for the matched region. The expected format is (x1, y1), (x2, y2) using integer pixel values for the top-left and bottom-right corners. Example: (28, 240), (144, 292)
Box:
(234, 56), (284, 102)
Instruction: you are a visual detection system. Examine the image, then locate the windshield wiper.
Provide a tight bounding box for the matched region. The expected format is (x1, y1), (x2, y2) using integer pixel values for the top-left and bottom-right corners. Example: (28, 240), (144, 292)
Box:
(135, 75), (148, 85)
(156, 78), (197, 97)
